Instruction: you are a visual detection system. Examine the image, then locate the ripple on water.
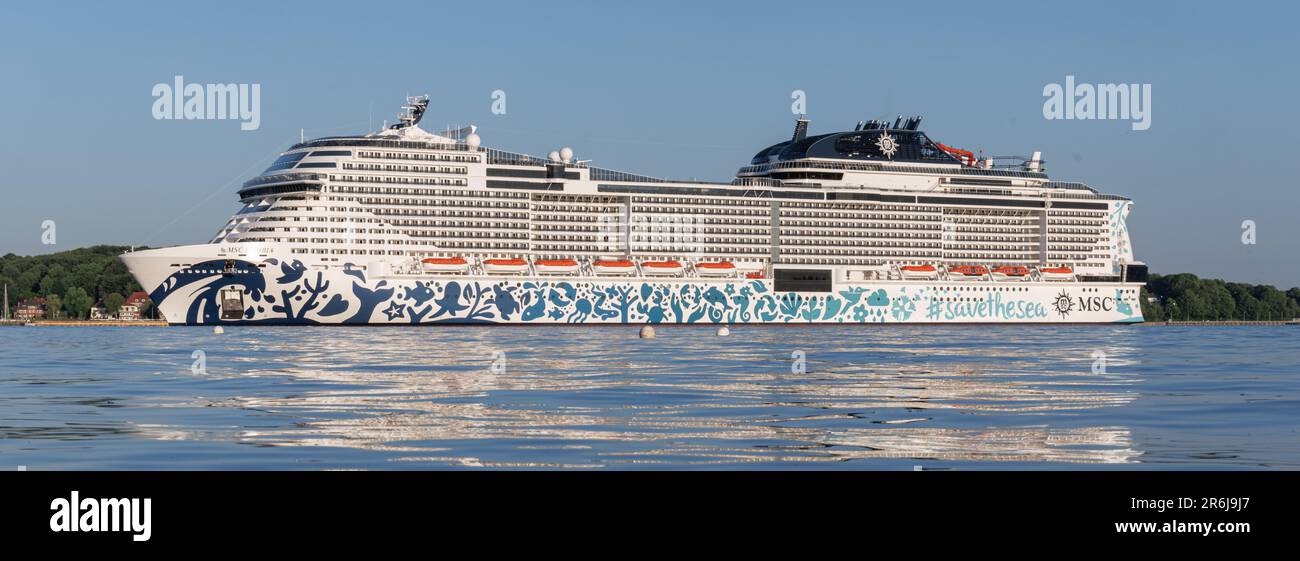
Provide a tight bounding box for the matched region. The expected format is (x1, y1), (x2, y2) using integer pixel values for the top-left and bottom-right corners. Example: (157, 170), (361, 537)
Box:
(0, 325), (1297, 469)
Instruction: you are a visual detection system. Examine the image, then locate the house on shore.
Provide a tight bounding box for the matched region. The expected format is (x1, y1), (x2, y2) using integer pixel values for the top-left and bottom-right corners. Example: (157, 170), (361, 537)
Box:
(15, 298), (46, 322)
(119, 291), (151, 321)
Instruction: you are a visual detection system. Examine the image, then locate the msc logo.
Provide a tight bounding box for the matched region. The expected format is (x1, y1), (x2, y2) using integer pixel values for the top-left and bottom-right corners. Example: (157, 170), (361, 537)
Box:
(1052, 290), (1116, 318)
(1077, 296), (1116, 313)
(1052, 290), (1074, 318)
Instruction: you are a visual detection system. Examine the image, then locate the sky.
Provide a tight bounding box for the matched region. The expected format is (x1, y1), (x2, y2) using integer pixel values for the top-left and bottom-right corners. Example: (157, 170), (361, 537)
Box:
(1, 0), (1297, 287)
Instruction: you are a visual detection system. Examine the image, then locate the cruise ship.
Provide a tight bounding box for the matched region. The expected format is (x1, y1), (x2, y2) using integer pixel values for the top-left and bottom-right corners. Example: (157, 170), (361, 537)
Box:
(121, 96), (1147, 325)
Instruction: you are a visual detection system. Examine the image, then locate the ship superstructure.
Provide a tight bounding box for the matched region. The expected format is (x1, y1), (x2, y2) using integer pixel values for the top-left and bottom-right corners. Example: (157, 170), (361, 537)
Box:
(122, 96), (1146, 325)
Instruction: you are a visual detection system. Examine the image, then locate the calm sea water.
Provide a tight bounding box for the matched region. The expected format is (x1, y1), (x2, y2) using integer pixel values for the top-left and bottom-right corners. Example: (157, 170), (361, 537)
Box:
(1, 325), (1297, 470)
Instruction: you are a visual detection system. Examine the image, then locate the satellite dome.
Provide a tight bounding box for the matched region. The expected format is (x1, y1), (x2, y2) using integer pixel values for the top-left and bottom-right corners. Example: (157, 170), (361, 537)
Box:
(560, 147), (574, 162)
(465, 133), (481, 148)
(548, 151), (561, 162)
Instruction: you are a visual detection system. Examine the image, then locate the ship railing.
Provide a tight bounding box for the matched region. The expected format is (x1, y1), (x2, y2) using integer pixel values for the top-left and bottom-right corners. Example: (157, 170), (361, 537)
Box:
(484, 148), (591, 169)
(739, 159), (1048, 179)
(241, 172), (329, 189)
(290, 137), (482, 152)
(1042, 181), (1096, 192)
(589, 167), (668, 182)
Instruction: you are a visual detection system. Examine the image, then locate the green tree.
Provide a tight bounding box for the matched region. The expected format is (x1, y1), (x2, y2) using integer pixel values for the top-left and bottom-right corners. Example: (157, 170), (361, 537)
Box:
(0, 246), (145, 318)
(40, 264), (68, 298)
(1139, 286), (1165, 321)
(63, 286), (92, 320)
(44, 293), (62, 320)
(1144, 272), (1300, 321)
(104, 293), (126, 315)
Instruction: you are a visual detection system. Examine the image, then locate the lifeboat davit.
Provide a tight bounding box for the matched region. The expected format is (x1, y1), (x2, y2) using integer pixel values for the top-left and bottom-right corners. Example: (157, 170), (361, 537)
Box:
(899, 264), (939, 280)
(641, 260), (684, 276)
(936, 142), (978, 167)
(482, 258), (529, 275)
(1039, 266), (1075, 281)
(694, 261), (737, 277)
(592, 259), (636, 275)
(992, 265), (1031, 281)
(948, 265), (989, 280)
(422, 257), (469, 274)
(535, 258), (580, 275)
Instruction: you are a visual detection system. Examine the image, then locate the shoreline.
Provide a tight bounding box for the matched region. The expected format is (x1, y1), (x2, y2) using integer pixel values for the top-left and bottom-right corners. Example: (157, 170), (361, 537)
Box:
(2, 320), (1297, 327)
(0, 320), (168, 327)
(1141, 320), (1299, 326)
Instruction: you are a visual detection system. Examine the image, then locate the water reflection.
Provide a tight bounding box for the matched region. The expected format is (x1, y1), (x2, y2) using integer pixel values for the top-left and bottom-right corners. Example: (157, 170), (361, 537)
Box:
(135, 326), (1143, 467)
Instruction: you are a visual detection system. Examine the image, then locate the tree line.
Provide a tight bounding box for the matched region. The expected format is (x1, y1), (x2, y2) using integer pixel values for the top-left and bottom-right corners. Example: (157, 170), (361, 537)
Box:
(1141, 273), (1300, 322)
(1, 245), (147, 320)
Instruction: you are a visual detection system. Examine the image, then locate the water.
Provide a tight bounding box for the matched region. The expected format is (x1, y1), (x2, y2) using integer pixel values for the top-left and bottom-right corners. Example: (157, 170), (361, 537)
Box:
(1, 325), (1297, 470)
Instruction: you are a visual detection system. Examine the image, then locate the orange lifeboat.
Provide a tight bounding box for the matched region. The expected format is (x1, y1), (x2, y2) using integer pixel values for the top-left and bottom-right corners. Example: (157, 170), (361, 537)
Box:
(641, 260), (684, 276)
(1039, 266), (1075, 281)
(482, 258), (529, 275)
(694, 261), (737, 277)
(949, 265), (989, 280)
(592, 259), (636, 275)
(899, 264), (939, 280)
(422, 256), (469, 274)
(535, 258), (580, 275)
(745, 271), (765, 279)
(992, 265), (1031, 281)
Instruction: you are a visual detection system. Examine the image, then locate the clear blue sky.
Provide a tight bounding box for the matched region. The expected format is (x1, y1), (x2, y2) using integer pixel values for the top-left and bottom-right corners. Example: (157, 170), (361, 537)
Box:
(2, 0), (1296, 287)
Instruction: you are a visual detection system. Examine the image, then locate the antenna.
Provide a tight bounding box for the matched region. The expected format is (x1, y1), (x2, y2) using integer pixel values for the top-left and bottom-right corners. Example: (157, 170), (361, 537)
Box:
(300, 128), (304, 143)
(390, 94), (431, 129)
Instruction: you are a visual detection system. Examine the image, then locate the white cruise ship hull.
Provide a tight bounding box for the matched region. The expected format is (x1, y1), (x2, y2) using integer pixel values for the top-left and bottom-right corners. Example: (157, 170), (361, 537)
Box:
(121, 246), (1143, 325)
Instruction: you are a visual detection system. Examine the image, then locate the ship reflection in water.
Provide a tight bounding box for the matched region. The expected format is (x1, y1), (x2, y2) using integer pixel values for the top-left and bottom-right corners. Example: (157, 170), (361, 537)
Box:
(146, 325), (1141, 467)
(8, 325), (1296, 469)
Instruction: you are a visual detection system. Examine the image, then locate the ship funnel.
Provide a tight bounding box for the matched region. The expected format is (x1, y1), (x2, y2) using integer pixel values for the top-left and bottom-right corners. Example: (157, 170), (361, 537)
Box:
(791, 117), (809, 142)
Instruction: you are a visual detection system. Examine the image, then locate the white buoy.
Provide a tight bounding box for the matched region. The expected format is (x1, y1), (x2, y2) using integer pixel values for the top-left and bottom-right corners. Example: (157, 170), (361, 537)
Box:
(716, 326), (730, 337)
(213, 326), (224, 334)
(639, 325), (655, 339)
